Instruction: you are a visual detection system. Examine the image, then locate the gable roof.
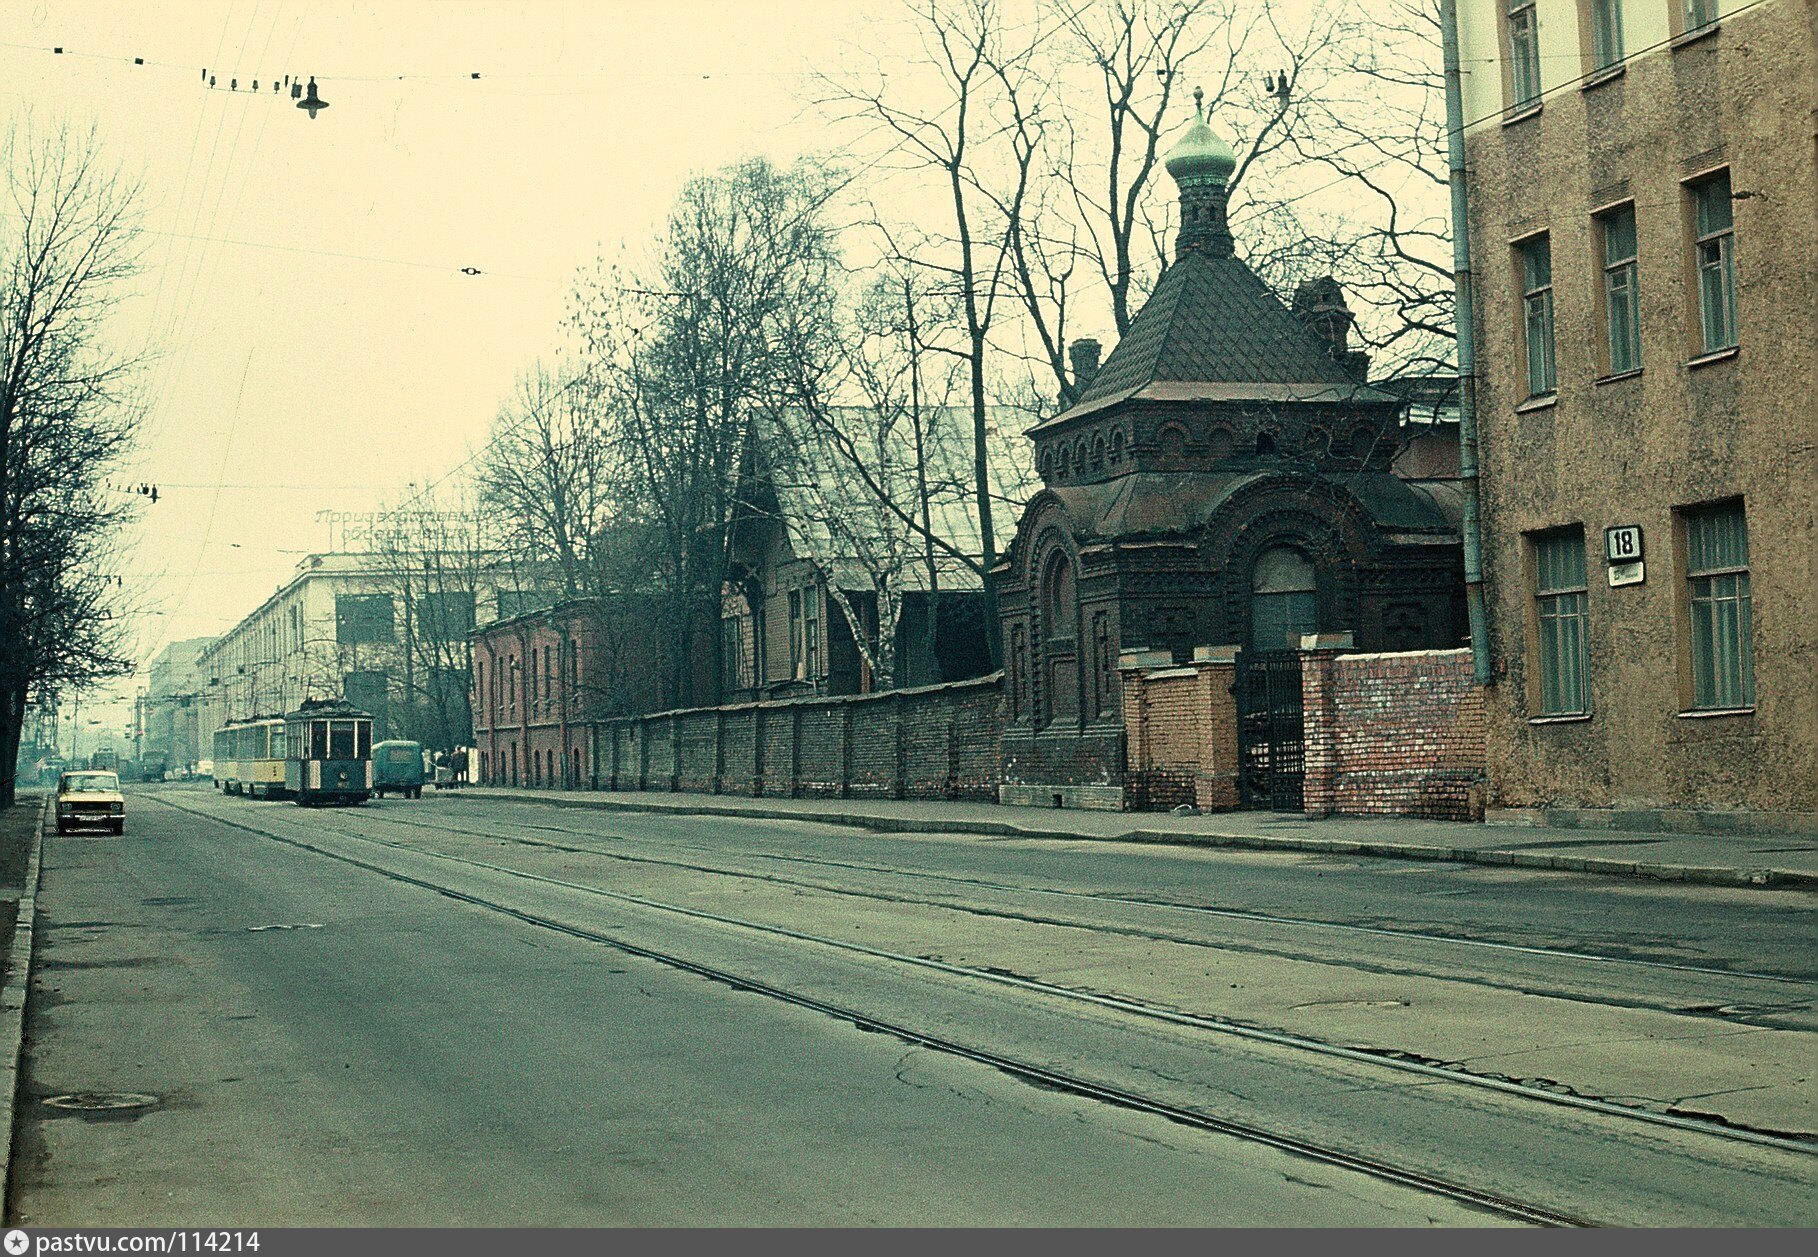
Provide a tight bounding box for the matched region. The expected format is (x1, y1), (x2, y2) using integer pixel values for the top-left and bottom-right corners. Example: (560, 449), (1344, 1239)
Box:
(1032, 249), (1400, 432)
(746, 406), (1040, 593)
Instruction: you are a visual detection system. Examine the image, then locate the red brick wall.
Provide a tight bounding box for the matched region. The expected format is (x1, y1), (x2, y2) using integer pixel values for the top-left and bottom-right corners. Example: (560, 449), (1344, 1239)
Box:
(1302, 648), (1486, 821)
(1122, 656), (1240, 812)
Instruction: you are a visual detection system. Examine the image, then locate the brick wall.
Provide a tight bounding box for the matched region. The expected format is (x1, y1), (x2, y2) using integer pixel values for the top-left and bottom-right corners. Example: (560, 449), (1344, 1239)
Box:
(593, 675), (1004, 802)
(1302, 648), (1486, 821)
(1121, 650), (1240, 812)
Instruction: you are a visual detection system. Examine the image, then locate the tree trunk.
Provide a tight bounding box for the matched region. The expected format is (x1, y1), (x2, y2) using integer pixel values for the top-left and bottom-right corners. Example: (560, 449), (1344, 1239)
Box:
(0, 680), (27, 808)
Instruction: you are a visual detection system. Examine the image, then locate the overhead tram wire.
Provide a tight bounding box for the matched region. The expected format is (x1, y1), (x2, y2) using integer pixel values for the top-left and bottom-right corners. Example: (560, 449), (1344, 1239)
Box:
(140, 5), (287, 461)
(133, 5), (292, 668)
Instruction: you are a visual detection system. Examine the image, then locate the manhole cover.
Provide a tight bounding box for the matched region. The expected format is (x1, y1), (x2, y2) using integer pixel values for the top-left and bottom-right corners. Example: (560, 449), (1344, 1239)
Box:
(43, 1092), (158, 1113)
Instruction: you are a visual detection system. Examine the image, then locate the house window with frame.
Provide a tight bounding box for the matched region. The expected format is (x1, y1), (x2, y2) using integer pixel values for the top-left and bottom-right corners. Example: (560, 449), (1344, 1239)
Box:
(1507, 2), (1541, 110)
(788, 590), (805, 679)
(1532, 530), (1589, 716)
(1691, 172), (1737, 354)
(721, 614), (752, 693)
(1588, 0), (1623, 70)
(1684, 0), (1718, 33)
(1518, 235), (1556, 396)
(1600, 205), (1641, 374)
(803, 586), (820, 681)
(1683, 501), (1754, 710)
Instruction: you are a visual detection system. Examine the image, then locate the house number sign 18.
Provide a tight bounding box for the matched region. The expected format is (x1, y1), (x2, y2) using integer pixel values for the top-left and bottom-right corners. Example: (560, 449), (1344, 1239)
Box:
(1606, 525), (1644, 587)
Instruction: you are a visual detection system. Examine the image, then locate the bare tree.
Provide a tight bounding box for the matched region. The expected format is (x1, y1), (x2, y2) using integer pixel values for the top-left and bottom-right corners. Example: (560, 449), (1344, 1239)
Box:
(473, 361), (613, 601)
(1249, 0), (1454, 382)
(0, 120), (145, 806)
(568, 156), (843, 707)
(822, 0), (1058, 666)
(362, 496), (500, 752)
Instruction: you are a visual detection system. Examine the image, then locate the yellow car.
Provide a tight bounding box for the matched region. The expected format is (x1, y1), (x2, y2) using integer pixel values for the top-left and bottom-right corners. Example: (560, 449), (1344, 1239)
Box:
(55, 770), (126, 835)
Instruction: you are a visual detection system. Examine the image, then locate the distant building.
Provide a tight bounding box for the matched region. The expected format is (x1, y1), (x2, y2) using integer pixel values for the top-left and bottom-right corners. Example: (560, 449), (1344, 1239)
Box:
(470, 597), (674, 788)
(1457, 0), (1817, 831)
(719, 407), (1035, 702)
(141, 637), (216, 769)
(198, 553), (544, 752)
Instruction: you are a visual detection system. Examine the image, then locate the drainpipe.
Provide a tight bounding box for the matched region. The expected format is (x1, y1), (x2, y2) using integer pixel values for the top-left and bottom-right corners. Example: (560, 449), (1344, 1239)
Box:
(1441, 0), (1493, 686)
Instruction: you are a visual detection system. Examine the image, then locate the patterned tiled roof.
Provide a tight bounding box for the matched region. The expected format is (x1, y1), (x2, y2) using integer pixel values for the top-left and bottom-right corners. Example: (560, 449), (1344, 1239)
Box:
(1033, 249), (1398, 432)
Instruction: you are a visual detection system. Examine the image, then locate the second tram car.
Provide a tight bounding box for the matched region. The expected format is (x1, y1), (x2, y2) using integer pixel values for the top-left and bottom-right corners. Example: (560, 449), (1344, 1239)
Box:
(283, 699), (373, 805)
(211, 717), (288, 798)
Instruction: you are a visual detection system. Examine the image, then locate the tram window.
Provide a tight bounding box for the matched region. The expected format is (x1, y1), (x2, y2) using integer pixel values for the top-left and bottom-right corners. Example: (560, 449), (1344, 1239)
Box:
(311, 721), (329, 760)
(271, 726), (286, 759)
(329, 722), (355, 760)
(355, 722), (371, 759)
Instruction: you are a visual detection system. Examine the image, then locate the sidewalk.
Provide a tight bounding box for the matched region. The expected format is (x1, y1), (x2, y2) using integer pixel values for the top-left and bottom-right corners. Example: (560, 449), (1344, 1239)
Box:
(452, 785), (1818, 891)
(0, 794), (47, 1203)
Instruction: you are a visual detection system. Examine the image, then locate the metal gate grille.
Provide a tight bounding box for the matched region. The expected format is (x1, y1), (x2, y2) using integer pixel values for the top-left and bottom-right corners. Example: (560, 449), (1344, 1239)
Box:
(1237, 650), (1305, 812)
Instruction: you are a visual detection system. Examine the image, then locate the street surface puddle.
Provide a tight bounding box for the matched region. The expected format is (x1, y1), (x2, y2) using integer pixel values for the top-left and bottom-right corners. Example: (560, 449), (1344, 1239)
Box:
(1289, 998), (1409, 1010)
(245, 923), (324, 932)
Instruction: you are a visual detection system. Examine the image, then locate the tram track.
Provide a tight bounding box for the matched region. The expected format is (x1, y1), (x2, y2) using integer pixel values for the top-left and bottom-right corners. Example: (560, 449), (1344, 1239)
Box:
(415, 800), (1817, 984)
(338, 804), (1817, 1019)
(146, 793), (1592, 1227)
(154, 793), (1818, 1163)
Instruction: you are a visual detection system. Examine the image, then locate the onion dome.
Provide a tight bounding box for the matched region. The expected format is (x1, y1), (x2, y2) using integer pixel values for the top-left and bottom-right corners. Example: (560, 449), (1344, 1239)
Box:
(1164, 88), (1236, 187)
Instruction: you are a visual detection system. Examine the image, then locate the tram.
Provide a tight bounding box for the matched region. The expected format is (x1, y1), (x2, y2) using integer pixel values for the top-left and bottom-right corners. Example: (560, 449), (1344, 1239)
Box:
(282, 698), (374, 806)
(211, 716), (289, 798)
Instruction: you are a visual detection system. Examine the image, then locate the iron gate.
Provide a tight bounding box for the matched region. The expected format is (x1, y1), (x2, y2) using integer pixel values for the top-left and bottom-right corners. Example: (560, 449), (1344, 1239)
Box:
(1236, 650), (1305, 811)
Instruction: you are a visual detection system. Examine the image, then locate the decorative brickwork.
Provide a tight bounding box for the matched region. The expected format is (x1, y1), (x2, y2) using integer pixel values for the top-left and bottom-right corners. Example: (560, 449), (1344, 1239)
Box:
(592, 675), (1004, 802)
(1301, 648), (1486, 821)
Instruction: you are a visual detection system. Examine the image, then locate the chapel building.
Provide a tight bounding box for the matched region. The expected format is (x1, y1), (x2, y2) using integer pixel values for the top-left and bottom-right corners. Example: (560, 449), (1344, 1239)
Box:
(996, 98), (1467, 808)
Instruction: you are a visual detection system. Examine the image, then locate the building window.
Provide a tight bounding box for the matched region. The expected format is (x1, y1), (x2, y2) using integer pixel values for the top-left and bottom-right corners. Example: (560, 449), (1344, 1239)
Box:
(335, 594), (394, 644)
(803, 586), (820, 681)
(1588, 0), (1623, 70)
(1250, 547), (1318, 651)
(1690, 171), (1737, 354)
(1600, 205), (1641, 374)
(1508, 2), (1541, 109)
(1041, 550), (1079, 727)
(1531, 530), (1589, 715)
(1684, 0), (1718, 33)
(1683, 501), (1754, 710)
(1518, 234), (1556, 396)
(721, 614), (752, 692)
(788, 590), (804, 679)
(417, 591), (475, 643)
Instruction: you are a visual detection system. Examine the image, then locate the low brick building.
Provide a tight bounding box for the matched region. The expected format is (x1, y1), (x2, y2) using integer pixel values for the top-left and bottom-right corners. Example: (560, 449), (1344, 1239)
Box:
(997, 99), (1466, 810)
(471, 597), (672, 788)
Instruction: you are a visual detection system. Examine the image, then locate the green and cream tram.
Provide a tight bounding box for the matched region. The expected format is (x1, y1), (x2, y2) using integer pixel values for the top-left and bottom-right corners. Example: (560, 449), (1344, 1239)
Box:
(283, 698), (374, 806)
(211, 716), (289, 798)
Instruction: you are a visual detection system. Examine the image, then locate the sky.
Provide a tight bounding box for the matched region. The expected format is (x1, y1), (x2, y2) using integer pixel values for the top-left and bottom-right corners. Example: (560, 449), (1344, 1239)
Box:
(2, 0), (930, 724)
(4, 0), (1389, 739)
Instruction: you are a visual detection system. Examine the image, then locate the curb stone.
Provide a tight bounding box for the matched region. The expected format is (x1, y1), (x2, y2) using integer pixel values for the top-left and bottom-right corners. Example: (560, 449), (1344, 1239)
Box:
(1, 799), (48, 1216)
(465, 791), (1818, 893)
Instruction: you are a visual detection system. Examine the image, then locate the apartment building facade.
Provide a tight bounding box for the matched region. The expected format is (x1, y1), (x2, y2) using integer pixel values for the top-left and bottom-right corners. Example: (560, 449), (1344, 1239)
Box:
(1458, 0), (1817, 830)
(197, 553), (535, 752)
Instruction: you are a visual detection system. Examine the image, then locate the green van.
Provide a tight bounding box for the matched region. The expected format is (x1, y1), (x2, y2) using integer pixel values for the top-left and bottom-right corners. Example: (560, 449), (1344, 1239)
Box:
(372, 740), (427, 799)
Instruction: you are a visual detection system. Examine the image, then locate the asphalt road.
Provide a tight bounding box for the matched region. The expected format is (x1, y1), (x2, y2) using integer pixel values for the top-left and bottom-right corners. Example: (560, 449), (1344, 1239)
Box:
(11, 785), (1816, 1226)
